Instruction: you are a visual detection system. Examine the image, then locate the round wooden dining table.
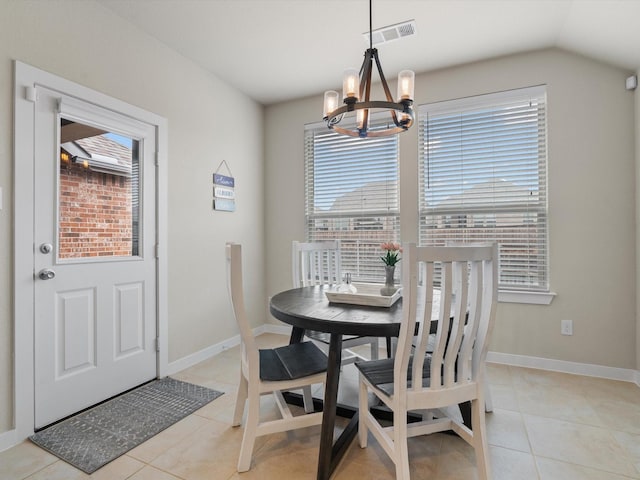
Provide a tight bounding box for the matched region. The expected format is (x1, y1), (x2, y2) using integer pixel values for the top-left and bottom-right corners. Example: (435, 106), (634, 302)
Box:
(270, 284), (405, 337)
(269, 284), (405, 480)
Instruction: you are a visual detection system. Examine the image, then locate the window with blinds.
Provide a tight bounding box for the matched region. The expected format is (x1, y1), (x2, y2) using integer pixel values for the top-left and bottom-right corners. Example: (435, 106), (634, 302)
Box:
(418, 86), (548, 292)
(304, 121), (400, 283)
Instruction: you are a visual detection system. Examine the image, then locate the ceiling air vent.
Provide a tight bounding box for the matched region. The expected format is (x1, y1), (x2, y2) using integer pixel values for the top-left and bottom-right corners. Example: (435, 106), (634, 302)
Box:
(363, 19), (416, 46)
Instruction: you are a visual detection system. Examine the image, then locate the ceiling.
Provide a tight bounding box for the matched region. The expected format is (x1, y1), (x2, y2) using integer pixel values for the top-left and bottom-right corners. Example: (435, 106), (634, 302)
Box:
(97, 0), (640, 105)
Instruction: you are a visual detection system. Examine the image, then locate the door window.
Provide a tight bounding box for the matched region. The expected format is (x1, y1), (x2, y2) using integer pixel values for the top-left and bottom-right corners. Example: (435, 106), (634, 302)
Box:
(58, 118), (140, 259)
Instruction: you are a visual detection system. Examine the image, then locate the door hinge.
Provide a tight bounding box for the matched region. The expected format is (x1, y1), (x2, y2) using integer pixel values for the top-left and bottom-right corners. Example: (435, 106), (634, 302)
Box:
(155, 243), (160, 259)
(154, 151), (159, 167)
(155, 337), (160, 352)
(25, 86), (38, 103)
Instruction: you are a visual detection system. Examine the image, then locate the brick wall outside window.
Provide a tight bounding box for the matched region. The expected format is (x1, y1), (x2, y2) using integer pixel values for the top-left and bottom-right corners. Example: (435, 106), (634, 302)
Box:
(59, 162), (133, 258)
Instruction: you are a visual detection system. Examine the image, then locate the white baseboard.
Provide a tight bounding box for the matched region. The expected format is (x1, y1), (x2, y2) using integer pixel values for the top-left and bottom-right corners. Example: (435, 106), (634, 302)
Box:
(167, 337), (240, 375)
(166, 325), (268, 375)
(0, 429), (17, 453)
(170, 324), (640, 387)
(262, 323), (292, 336)
(487, 351), (639, 384)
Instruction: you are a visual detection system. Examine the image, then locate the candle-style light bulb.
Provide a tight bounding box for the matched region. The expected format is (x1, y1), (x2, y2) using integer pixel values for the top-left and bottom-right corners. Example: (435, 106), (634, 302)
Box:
(323, 90), (340, 118)
(357, 108), (365, 129)
(397, 70), (415, 101)
(343, 68), (360, 100)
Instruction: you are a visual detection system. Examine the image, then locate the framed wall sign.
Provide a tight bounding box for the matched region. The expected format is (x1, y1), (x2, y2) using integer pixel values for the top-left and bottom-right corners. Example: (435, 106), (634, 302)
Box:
(213, 198), (236, 212)
(213, 185), (235, 199)
(213, 160), (236, 212)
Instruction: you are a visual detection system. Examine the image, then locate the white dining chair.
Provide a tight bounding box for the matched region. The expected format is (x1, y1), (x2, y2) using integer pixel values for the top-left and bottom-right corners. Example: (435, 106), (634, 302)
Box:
(292, 240), (380, 363)
(447, 240), (495, 412)
(227, 243), (327, 472)
(356, 243), (498, 480)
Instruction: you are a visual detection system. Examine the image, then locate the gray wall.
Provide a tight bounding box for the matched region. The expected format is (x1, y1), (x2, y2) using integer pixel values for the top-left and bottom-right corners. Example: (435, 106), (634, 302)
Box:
(0, 0), (265, 435)
(636, 67), (640, 372)
(265, 48), (637, 371)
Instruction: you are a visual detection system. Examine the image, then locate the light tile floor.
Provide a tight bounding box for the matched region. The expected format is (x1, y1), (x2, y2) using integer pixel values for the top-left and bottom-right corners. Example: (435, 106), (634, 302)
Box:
(2, 333), (640, 480)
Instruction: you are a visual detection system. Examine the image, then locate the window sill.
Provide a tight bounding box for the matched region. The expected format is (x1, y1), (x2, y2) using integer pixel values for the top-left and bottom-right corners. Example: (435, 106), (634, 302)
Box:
(498, 290), (556, 305)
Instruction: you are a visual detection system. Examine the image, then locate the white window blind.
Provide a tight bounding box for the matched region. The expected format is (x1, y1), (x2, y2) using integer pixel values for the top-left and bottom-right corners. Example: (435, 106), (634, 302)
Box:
(418, 86), (549, 292)
(304, 121), (400, 282)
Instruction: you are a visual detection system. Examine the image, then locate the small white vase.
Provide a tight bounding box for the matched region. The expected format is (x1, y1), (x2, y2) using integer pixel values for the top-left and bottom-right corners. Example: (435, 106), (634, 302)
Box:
(380, 265), (397, 296)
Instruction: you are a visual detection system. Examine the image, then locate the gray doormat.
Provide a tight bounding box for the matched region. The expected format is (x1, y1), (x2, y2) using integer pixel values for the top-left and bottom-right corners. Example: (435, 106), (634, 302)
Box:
(29, 377), (223, 474)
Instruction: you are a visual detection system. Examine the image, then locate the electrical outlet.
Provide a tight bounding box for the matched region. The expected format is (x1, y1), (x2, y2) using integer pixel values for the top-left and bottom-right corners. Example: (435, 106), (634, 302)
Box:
(561, 319), (573, 336)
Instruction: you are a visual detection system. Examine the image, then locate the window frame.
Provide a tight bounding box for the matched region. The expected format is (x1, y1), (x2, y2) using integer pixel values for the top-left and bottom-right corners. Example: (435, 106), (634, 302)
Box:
(304, 119), (401, 284)
(417, 86), (554, 304)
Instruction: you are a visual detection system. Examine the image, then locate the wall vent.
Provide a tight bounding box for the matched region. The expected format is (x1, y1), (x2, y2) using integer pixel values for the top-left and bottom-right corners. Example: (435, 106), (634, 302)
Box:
(363, 20), (416, 46)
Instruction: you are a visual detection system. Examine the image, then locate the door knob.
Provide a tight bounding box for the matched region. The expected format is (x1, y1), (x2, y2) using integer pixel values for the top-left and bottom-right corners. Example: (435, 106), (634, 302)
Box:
(38, 269), (56, 280)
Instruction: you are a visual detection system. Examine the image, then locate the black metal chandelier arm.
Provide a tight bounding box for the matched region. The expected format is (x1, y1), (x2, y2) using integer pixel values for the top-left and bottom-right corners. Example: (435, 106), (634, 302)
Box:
(326, 112), (344, 127)
(326, 100), (410, 117)
(371, 49), (395, 103)
(359, 50), (373, 101)
(331, 123), (411, 138)
(324, 100), (415, 133)
(362, 55), (374, 131)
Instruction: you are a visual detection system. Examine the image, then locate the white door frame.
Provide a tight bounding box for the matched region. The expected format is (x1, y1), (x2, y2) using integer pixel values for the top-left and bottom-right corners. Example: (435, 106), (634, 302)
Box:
(13, 61), (168, 441)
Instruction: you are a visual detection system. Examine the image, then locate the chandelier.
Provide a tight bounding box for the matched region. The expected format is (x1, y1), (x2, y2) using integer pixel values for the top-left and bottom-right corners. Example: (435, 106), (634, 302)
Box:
(322, 0), (415, 138)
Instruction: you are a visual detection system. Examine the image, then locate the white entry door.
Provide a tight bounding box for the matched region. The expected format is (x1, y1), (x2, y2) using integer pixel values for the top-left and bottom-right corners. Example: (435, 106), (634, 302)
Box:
(33, 86), (158, 428)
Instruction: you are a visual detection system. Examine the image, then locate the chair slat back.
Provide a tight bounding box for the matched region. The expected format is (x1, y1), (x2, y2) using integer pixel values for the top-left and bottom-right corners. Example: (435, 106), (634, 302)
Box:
(395, 243), (498, 396)
(226, 243), (258, 369)
(292, 240), (342, 288)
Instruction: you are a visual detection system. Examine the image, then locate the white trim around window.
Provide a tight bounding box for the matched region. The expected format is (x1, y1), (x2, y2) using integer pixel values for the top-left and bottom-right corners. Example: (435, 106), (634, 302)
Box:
(418, 85), (552, 303)
(304, 120), (401, 282)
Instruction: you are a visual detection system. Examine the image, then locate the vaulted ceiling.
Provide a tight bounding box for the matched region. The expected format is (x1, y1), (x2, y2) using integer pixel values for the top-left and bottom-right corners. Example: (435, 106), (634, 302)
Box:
(97, 0), (640, 105)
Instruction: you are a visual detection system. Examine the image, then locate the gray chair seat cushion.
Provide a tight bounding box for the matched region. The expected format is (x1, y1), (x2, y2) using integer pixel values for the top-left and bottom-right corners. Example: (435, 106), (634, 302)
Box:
(259, 341), (328, 381)
(355, 355), (433, 396)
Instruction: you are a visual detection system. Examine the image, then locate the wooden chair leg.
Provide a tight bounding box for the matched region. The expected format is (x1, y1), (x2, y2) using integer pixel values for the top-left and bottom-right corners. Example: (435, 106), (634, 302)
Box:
(302, 385), (314, 413)
(232, 373), (248, 427)
(370, 339), (379, 360)
(358, 379), (369, 448)
(237, 385), (259, 472)
(484, 384), (494, 413)
(471, 397), (491, 480)
(484, 365), (493, 412)
(393, 408), (410, 480)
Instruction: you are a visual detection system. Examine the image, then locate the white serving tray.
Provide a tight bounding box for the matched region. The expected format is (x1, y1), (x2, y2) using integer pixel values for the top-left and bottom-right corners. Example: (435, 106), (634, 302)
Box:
(325, 283), (402, 308)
